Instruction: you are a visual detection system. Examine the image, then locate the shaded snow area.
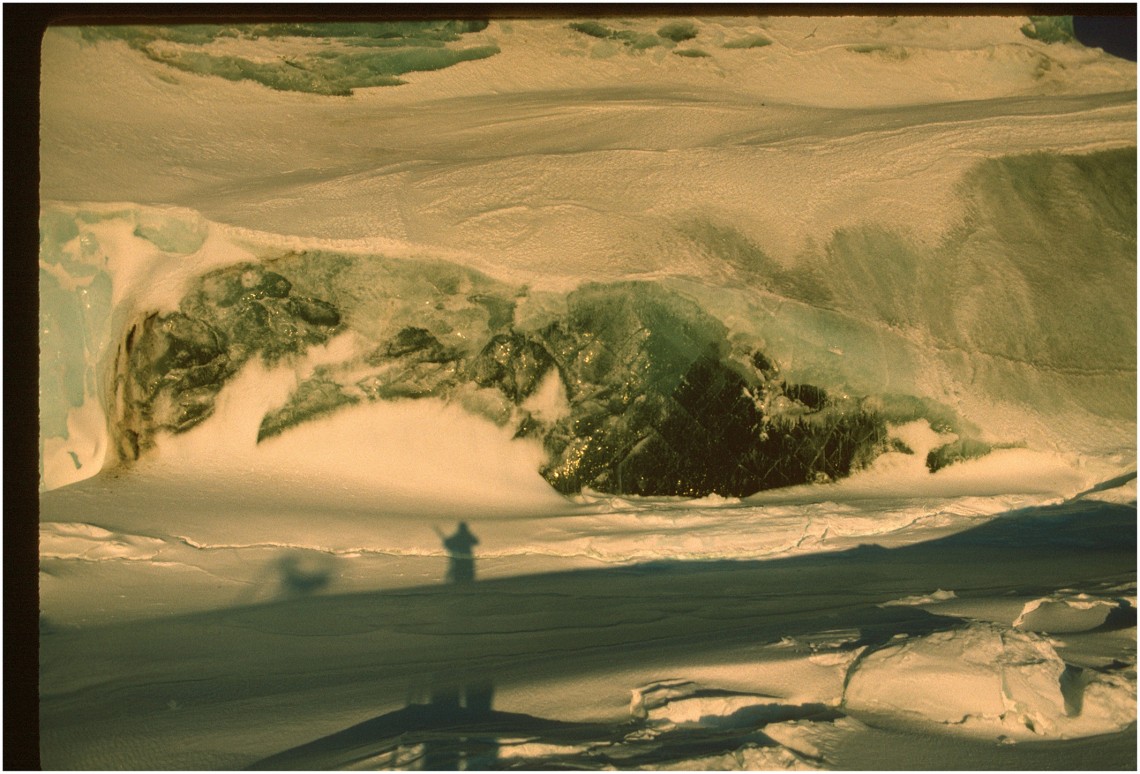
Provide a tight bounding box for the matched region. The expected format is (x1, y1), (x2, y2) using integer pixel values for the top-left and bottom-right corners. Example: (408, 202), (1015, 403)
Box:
(40, 493), (1137, 770)
(38, 13), (1135, 771)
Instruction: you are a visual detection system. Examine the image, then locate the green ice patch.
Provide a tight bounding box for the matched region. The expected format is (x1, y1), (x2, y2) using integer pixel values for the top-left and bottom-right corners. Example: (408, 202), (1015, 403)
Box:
(1020, 16), (1075, 44)
(133, 211), (208, 254)
(258, 376), (360, 442)
(82, 21), (498, 95)
(723, 34), (772, 49)
(656, 21), (698, 42)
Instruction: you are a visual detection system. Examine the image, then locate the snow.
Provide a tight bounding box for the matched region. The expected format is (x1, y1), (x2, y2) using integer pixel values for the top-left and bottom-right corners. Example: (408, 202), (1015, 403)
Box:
(845, 623), (1068, 735)
(138, 361), (565, 514)
(38, 20), (1137, 488)
(40, 522), (168, 561)
(1013, 593), (1119, 633)
(40, 20), (1136, 268)
(39, 488), (1137, 767)
(880, 589), (958, 607)
(37, 13), (1136, 771)
(844, 621), (1136, 740)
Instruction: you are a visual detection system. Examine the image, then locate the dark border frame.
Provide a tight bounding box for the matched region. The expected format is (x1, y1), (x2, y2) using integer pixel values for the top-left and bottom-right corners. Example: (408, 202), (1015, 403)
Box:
(8, 4), (1136, 770)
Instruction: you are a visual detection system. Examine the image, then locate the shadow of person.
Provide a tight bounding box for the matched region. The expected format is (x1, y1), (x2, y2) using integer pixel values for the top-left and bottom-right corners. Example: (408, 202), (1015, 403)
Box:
(422, 678), (499, 770)
(274, 553), (333, 598)
(436, 522), (479, 584)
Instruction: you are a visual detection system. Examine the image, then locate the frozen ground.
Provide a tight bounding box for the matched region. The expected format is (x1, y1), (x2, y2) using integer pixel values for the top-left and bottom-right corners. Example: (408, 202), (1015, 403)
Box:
(38, 14), (1135, 770)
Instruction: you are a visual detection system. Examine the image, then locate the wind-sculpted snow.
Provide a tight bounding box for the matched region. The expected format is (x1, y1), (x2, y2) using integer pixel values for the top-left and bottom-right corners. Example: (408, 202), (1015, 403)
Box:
(38, 497), (1138, 769)
(35, 16), (1138, 772)
(843, 621), (1137, 740)
(680, 148), (1137, 416)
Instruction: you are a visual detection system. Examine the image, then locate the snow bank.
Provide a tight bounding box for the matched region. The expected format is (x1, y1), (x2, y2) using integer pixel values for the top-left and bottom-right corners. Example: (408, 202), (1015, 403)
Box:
(133, 359), (565, 514)
(1014, 593), (1120, 633)
(843, 622), (1136, 740)
(651, 744), (820, 771)
(35, 15), (1137, 771)
(39, 522), (168, 561)
(1079, 475), (1138, 505)
(880, 589), (957, 607)
(629, 679), (777, 726)
(614, 676), (849, 770)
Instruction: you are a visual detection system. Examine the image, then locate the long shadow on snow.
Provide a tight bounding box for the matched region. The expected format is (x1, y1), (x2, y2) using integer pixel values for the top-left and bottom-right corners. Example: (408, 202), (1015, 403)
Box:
(249, 694), (846, 770)
(248, 699), (616, 770)
(40, 499), (1136, 768)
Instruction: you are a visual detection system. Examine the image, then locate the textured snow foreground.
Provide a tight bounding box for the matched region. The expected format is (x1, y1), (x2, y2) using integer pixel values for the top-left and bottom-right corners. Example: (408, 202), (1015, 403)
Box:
(38, 14), (1136, 771)
(40, 488), (1138, 770)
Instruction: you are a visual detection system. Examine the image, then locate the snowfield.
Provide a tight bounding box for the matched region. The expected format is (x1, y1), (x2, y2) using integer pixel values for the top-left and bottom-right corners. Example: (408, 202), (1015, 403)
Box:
(39, 489), (1137, 769)
(38, 14), (1135, 770)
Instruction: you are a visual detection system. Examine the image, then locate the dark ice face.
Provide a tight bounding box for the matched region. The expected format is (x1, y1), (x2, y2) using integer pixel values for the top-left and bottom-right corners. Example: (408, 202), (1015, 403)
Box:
(533, 282), (886, 496)
(112, 257), (891, 497)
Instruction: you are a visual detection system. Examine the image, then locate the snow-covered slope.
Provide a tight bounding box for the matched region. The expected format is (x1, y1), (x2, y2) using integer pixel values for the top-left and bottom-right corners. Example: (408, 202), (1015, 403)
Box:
(39, 16), (1135, 495)
(38, 15), (1137, 771)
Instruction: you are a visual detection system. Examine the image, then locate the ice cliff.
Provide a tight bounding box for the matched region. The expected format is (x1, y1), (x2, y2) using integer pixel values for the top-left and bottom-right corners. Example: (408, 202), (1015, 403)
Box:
(38, 15), (1136, 494)
(101, 249), (893, 497)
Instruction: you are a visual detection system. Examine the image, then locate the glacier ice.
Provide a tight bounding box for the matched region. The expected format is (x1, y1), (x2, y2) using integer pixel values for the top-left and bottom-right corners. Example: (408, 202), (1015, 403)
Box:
(132, 209), (208, 254)
(42, 148), (1137, 494)
(258, 376), (360, 442)
(925, 438), (997, 473)
(32, 15), (1138, 773)
(102, 253), (896, 497)
(37, 16), (1136, 496)
(40, 147), (1136, 494)
(79, 21), (500, 96)
(533, 282), (889, 496)
(111, 261), (343, 460)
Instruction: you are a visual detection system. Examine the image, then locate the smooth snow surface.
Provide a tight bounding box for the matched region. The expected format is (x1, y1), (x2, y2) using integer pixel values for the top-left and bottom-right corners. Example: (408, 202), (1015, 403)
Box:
(39, 13), (1135, 771)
